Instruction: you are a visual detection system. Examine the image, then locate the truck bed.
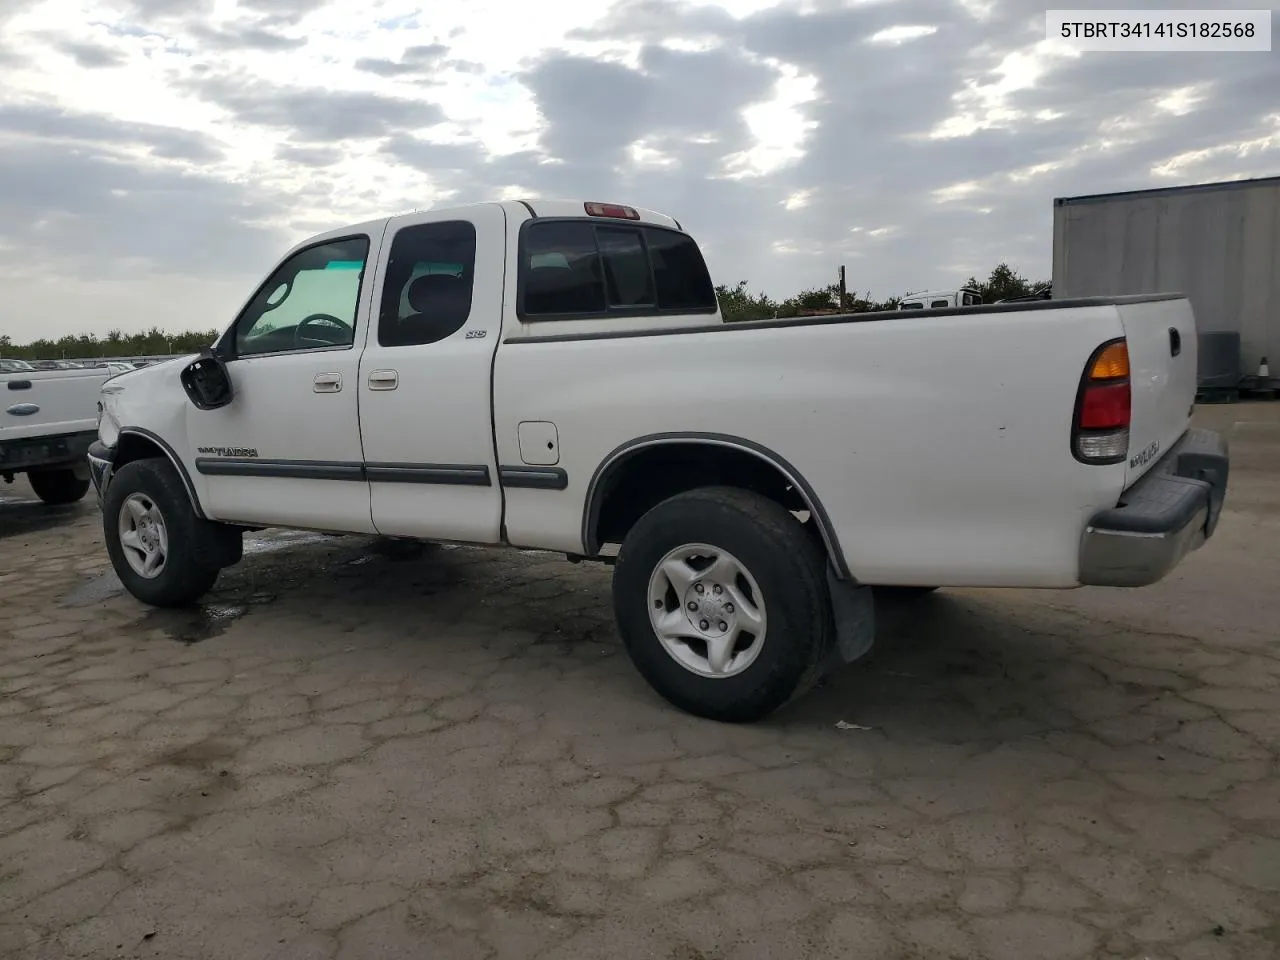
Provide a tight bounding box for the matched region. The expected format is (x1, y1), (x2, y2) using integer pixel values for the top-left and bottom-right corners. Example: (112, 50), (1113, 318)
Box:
(495, 293), (1197, 589)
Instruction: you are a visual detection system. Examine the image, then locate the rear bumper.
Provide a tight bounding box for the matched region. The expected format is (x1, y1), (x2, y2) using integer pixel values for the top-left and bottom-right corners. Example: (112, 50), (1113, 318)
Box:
(0, 430), (96, 475)
(1079, 427), (1229, 587)
(87, 439), (115, 504)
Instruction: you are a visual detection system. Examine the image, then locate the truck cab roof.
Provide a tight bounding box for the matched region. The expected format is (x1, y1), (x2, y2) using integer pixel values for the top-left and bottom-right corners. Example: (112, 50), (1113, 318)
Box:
(283, 200), (688, 268)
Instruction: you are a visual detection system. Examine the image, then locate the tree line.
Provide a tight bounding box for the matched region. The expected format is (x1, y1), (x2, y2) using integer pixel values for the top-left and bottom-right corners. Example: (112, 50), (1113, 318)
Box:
(0, 327), (221, 361)
(714, 262), (1050, 322)
(0, 263), (1048, 359)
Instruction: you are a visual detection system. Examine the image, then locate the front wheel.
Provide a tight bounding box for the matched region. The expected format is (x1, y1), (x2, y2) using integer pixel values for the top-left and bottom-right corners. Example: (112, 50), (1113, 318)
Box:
(102, 458), (231, 608)
(28, 467), (91, 505)
(612, 486), (835, 723)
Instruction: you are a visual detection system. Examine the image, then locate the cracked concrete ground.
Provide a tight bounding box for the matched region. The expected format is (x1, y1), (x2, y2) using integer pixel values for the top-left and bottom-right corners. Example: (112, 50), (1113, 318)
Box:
(1, 403), (1278, 960)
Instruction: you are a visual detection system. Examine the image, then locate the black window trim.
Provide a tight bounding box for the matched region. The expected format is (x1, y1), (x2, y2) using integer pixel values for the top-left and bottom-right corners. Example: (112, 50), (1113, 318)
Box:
(220, 232), (372, 361)
(375, 218), (480, 348)
(515, 217), (719, 323)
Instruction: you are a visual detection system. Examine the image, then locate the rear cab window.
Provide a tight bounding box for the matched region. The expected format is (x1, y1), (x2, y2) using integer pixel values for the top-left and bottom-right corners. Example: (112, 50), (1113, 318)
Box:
(517, 220), (718, 321)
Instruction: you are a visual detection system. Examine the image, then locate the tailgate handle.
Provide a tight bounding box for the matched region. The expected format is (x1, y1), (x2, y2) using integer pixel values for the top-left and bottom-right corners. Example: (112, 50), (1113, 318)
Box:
(1169, 327), (1182, 357)
(7, 380), (31, 390)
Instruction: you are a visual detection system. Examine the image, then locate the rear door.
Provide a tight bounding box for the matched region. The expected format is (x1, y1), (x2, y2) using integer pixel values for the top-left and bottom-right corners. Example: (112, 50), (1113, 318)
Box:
(1116, 296), (1199, 484)
(357, 205), (507, 543)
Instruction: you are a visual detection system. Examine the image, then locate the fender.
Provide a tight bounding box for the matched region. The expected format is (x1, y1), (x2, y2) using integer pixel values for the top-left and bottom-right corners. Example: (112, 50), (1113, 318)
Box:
(581, 431), (854, 581)
(113, 427), (208, 519)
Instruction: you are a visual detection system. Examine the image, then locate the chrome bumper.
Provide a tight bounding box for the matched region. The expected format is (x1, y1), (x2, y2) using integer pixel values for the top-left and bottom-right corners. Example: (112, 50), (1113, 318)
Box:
(1079, 427), (1229, 588)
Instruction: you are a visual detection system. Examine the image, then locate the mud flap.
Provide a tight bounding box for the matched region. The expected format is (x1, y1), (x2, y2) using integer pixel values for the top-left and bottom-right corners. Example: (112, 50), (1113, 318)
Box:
(826, 563), (876, 664)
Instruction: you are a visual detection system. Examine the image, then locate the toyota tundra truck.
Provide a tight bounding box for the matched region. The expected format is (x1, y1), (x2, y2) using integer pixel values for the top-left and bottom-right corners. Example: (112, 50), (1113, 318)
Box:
(86, 199), (1229, 722)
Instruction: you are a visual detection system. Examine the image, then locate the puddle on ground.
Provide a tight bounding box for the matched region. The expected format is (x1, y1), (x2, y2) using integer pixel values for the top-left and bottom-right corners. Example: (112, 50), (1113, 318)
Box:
(142, 602), (250, 644)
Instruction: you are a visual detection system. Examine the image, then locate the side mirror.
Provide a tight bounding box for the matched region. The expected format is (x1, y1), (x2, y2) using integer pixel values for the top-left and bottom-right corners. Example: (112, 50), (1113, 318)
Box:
(180, 352), (233, 411)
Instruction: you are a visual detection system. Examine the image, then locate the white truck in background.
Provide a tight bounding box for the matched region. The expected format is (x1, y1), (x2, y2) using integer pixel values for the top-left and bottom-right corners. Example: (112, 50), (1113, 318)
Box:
(2, 361), (131, 504)
(86, 199), (1230, 722)
(898, 287), (984, 310)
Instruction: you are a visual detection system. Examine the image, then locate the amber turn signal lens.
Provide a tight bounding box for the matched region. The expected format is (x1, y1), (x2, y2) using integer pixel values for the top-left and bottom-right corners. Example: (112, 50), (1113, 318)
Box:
(1089, 341), (1130, 380)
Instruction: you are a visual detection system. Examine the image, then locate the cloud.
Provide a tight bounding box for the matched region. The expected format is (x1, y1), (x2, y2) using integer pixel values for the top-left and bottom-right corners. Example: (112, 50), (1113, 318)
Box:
(0, 103), (224, 163)
(188, 22), (308, 52)
(125, 0), (330, 26)
(355, 42), (449, 77)
(53, 39), (127, 68)
(175, 72), (446, 140)
(2, 0), (1278, 342)
(518, 44), (780, 169)
(0, 140), (284, 279)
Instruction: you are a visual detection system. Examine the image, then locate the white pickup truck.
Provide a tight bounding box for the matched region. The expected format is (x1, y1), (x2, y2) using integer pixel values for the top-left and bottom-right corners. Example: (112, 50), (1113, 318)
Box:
(2, 360), (129, 504)
(87, 199), (1230, 722)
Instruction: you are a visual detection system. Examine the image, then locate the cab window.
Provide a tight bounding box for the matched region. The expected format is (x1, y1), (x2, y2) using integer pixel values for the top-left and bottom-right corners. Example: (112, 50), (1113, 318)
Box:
(518, 221), (717, 319)
(377, 221), (478, 347)
(234, 236), (369, 357)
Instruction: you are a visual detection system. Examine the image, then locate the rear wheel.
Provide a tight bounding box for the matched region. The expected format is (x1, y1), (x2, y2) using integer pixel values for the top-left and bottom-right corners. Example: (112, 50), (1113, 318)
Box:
(612, 486), (834, 723)
(28, 467), (90, 505)
(103, 458), (237, 607)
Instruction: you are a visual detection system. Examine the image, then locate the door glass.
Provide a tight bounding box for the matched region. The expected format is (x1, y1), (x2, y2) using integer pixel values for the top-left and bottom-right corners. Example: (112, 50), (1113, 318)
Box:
(378, 221), (478, 347)
(234, 236), (370, 357)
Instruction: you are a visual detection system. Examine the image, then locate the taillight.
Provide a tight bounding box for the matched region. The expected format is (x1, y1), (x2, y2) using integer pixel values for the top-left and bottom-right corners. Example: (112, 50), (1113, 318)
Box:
(1072, 338), (1130, 464)
(584, 202), (640, 220)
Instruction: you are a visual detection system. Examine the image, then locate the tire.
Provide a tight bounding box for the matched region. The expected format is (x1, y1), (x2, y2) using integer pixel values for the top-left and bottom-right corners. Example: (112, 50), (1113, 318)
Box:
(612, 486), (835, 723)
(28, 467), (90, 505)
(872, 585), (939, 601)
(102, 458), (231, 607)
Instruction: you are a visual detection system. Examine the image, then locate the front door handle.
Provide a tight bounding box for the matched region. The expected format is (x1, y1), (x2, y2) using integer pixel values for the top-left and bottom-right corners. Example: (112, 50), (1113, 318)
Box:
(368, 369), (398, 391)
(313, 372), (343, 393)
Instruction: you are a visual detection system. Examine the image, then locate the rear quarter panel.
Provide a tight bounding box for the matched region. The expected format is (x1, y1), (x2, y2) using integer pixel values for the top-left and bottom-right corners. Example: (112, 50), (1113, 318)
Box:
(494, 304), (1133, 588)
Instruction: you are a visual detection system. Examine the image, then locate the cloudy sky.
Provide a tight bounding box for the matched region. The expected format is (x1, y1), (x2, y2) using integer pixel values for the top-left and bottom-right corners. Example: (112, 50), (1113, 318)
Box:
(1, 0), (1277, 342)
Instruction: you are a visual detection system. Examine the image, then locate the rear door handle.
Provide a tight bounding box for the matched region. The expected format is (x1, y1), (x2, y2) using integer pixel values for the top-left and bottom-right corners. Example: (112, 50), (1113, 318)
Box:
(368, 369), (398, 391)
(1169, 327), (1182, 357)
(313, 372), (343, 393)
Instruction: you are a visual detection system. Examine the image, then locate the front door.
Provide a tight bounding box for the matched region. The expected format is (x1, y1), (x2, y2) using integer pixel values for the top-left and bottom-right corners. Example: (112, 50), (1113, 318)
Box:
(188, 229), (382, 533)
(357, 206), (506, 542)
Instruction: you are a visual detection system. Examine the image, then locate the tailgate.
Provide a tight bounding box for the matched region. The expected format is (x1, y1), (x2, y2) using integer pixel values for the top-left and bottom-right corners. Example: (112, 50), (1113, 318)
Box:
(1115, 297), (1198, 486)
(2, 369), (109, 442)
